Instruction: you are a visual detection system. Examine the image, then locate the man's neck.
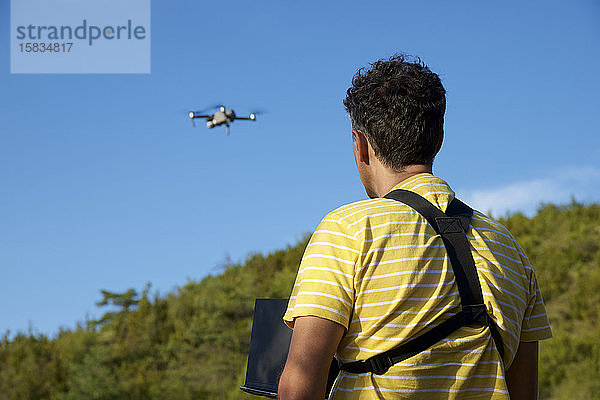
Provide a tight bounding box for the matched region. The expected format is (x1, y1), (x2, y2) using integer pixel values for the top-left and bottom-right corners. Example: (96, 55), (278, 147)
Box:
(373, 164), (432, 197)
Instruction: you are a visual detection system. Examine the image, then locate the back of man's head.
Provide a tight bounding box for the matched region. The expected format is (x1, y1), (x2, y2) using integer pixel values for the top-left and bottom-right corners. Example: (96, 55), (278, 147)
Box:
(343, 55), (446, 171)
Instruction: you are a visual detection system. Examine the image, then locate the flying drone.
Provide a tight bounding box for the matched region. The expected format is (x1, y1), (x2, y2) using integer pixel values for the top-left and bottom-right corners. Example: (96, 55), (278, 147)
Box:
(188, 105), (257, 135)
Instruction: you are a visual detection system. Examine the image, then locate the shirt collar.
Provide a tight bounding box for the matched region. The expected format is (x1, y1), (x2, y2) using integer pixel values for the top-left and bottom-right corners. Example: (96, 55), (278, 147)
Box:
(385, 173), (455, 210)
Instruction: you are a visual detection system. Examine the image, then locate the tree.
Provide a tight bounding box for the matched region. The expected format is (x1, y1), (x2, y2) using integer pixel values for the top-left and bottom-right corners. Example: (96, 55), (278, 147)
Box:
(96, 288), (140, 312)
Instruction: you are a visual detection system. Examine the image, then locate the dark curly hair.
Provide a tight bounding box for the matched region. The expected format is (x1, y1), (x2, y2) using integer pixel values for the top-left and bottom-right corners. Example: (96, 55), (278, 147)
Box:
(343, 55), (446, 171)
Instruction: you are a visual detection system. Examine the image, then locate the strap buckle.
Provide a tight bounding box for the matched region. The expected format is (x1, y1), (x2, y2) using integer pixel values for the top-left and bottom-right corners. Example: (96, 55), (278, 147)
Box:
(367, 355), (393, 375)
(462, 304), (488, 325)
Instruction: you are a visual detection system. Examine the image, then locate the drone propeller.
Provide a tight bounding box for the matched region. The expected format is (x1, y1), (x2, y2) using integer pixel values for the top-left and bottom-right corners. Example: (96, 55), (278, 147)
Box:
(187, 103), (223, 117)
(235, 110), (263, 121)
(200, 103), (226, 113)
(188, 111), (199, 127)
(249, 109), (266, 120)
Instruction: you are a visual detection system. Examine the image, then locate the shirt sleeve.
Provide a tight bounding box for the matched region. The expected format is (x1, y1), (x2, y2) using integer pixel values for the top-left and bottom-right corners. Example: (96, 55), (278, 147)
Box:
(283, 211), (358, 330)
(519, 250), (552, 342)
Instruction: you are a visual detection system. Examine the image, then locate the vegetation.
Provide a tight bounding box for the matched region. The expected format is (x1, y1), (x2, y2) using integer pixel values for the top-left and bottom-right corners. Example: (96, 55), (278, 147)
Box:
(1, 201), (599, 399)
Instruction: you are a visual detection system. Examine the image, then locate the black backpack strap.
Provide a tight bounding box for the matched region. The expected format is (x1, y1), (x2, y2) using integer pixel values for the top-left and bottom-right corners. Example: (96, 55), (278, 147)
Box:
(385, 190), (483, 306)
(339, 189), (504, 375)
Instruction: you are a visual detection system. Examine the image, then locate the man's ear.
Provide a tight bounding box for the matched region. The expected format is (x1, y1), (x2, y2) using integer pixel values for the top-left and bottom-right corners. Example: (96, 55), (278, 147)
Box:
(352, 129), (370, 165)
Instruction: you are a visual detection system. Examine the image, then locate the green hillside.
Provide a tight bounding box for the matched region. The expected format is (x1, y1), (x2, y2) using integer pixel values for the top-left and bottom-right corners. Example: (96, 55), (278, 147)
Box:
(1, 201), (599, 399)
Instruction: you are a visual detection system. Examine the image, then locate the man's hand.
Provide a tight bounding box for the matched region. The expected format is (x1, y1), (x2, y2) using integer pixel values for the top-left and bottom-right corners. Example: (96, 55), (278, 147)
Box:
(506, 341), (539, 400)
(278, 316), (345, 400)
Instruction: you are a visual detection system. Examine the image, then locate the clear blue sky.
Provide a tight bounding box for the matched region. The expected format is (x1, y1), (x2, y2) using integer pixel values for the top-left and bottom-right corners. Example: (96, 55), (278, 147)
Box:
(1, 0), (599, 337)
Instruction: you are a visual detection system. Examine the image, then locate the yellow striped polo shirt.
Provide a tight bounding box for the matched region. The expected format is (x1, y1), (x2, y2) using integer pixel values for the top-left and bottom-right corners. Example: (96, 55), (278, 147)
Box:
(284, 173), (552, 399)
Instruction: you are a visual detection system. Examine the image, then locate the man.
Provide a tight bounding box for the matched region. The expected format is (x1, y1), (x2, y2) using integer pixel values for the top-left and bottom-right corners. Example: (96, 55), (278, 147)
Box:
(278, 55), (552, 399)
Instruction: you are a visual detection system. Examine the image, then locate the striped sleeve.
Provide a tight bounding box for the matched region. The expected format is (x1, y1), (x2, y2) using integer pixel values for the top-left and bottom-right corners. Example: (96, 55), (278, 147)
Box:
(520, 253), (552, 341)
(284, 212), (358, 330)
